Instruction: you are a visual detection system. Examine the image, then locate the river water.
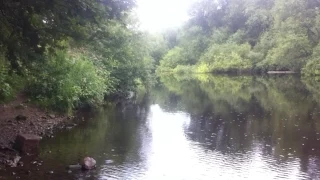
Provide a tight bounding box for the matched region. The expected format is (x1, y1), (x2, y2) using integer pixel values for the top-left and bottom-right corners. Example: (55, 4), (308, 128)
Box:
(2, 74), (320, 179)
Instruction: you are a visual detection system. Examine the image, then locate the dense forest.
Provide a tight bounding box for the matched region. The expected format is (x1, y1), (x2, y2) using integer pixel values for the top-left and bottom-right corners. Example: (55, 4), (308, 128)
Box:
(0, 0), (157, 113)
(156, 0), (320, 75)
(2, 0), (320, 113)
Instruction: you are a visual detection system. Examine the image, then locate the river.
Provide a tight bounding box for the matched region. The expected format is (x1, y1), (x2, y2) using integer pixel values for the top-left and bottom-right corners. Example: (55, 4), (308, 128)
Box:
(2, 74), (320, 179)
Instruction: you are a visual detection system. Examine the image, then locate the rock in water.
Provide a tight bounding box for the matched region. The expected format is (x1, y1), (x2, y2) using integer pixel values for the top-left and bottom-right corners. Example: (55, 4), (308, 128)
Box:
(82, 157), (96, 170)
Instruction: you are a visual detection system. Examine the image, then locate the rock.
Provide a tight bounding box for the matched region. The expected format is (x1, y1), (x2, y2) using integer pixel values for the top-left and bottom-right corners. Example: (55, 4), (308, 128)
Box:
(48, 114), (55, 119)
(82, 157), (96, 170)
(18, 161), (23, 167)
(15, 115), (27, 121)
(15, 104), (26, 109)
(13, 134), (42, 155)
(8, 156), (21, 167)
(66, 123), (76, 130)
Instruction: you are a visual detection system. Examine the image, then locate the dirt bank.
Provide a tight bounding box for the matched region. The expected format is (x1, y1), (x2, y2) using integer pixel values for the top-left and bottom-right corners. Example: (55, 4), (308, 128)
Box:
(0, 93), (71, 166)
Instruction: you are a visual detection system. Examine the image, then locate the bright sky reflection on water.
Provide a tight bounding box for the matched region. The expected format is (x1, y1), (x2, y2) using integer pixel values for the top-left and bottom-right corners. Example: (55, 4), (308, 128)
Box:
(109, 104), (306, 180)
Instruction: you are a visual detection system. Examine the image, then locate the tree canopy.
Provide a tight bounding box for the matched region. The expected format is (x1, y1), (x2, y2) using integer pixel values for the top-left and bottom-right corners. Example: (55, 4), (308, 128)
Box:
(0, 0), (155, 112)
(156, 0), (320, 75)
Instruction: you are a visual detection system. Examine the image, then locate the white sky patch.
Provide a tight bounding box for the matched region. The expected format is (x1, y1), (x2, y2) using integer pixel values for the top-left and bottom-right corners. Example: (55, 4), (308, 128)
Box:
(136, 0), (197, 32)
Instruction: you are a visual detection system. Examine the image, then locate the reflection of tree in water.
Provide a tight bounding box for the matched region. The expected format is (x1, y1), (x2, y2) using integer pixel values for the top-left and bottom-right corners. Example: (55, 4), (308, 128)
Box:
(156, 74), (320, 175)
(38, 95), (152, 179)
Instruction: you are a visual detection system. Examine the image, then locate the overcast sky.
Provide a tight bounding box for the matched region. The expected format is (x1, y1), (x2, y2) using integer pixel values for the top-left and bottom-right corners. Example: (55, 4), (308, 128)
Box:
(136, 0), (197, 32)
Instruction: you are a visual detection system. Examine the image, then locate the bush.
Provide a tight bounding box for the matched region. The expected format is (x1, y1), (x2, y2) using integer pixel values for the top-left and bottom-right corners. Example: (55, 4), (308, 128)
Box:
(27, 50), (107, 113)
(197, 43), (253, 73)
(157, 47), (185, 72)
(0, 59), (12, 100)
(0, 46), (24, 102)
(173, 65), (195, 74)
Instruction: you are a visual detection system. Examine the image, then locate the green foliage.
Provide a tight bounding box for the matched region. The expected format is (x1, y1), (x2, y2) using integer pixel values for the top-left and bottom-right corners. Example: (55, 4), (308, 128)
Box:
(177, 26), (211, 64)
(265, 33), (311, 71)
(0, 55), (12, 100)
(0, 46), (25, 101)
(302, 76), (320, 105)
(156, 0), (320, 75)
(27, 50), (107, 113)
(197, 43), (252, 73)
(157, 47), (185, 73)
(302, 44), (320, 76)
(173, 65), (195, 74)
(0, 0), (156, 112)
(145, 34), (169, 65)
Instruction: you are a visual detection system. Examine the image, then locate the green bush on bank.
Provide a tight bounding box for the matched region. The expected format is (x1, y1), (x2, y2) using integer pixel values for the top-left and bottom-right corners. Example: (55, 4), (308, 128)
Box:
(27, 50), (107, 113)
(173, 65), (195, 74)
(0, 49), (11, 100)
(0, 47), (25, 102)
(196, 43), (252, 73)
(156, 43), (253, 74)
(0, 62), (13, 101)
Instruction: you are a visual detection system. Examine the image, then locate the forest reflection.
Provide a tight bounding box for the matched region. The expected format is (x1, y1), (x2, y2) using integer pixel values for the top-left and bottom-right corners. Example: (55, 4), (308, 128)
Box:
(152, 74), (320, 177)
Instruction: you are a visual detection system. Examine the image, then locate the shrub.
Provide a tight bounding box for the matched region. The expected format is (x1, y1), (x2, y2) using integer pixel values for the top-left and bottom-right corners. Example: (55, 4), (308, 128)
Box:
(0, 46), (24, 102)
(173, 65), (195, 74)
(197, 43), (253, 73)
(27, 50), (107, 113)
(0, 59), (12, 100)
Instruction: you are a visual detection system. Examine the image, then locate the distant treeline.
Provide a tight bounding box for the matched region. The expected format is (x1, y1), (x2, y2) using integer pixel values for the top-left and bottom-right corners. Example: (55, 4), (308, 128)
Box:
(155, 0), (320, 75)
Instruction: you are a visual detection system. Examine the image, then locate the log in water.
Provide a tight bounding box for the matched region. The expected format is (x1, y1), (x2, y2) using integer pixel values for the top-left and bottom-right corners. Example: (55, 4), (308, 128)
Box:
(267, 71), (296, 74)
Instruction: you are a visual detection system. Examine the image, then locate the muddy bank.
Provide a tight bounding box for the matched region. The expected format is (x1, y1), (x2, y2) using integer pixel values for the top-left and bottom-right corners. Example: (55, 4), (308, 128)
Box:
(0, 94), (72, 167)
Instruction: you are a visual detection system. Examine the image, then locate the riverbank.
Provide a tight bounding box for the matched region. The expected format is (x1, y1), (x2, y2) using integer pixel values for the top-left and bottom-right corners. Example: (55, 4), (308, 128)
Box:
(0, 93), (72, 167)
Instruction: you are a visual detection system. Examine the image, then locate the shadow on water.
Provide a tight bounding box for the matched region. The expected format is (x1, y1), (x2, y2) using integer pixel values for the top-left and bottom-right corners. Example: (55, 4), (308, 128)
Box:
(2, 74), (320, 179)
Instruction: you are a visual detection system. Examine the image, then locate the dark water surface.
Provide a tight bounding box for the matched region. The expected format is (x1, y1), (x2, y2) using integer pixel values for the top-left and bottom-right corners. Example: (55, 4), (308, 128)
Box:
(2, 74), (320, 179)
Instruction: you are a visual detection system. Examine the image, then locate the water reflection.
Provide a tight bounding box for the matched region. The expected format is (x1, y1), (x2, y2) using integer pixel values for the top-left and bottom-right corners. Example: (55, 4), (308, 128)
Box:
(100, 73), (320, 179)
(149, 74), (320, 179)
(135, 104), (309, 179)
(4, 74), (320, 179)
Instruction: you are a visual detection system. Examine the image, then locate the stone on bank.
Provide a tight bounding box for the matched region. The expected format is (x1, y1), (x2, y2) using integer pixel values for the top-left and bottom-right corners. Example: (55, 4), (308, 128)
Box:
(13, 134), (41, 155)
